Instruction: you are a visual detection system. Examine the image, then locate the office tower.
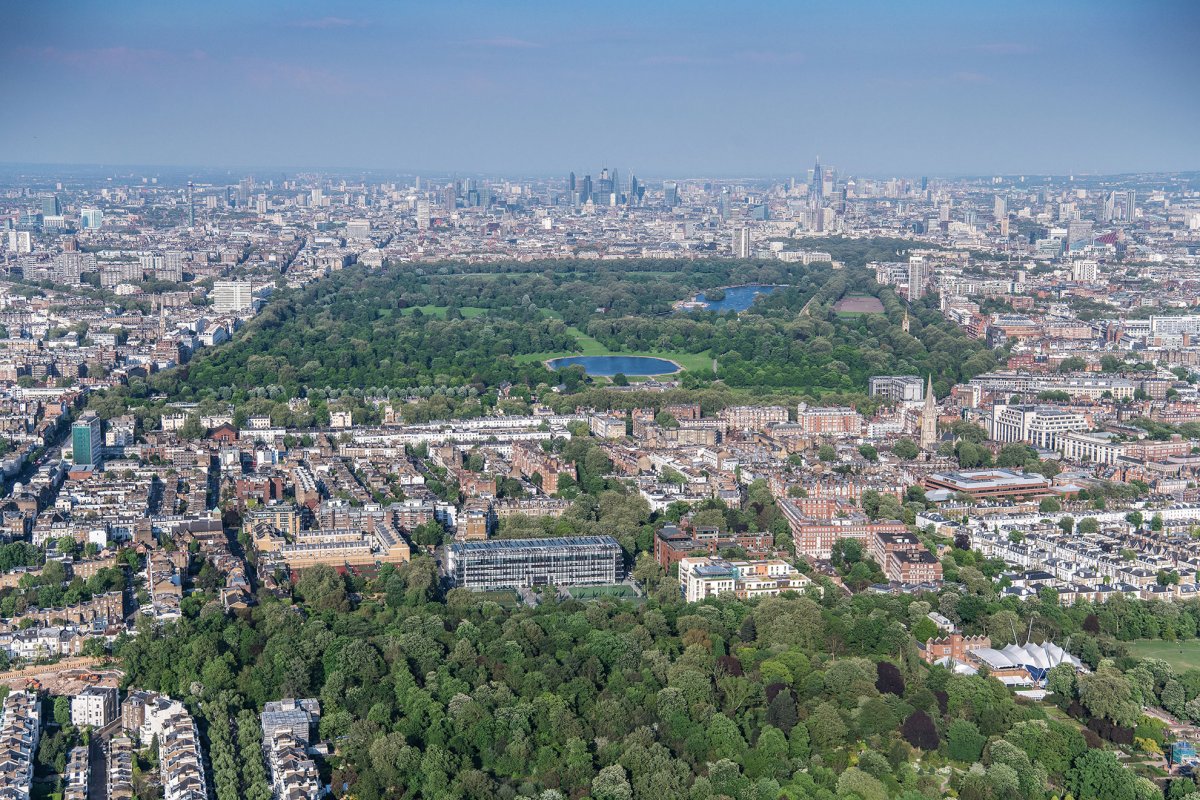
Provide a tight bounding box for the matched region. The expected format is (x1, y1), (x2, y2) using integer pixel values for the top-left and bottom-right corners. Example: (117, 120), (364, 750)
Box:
(628, 174), (639, 207)
(663, 180), (678, 208)
(908, 255), (927, 301)
(80, 208), (103, 229)
(920, 176), (928, 192)
(568, 172), (576, 193)
(994, 195), (1007, 220)
(811, 157), (823, 204)
(41, 195), (61, 218)
(73, 413), (102, 467)
(212, 280), (255, 313)
(596, 168), (613, 198)
(416, 200), (431, 231)
(717, 190), (729, 220)
(1123, 190), (1137, 221)
(443, 183), (457, 211)
(732, 227), (751, 259)
(580, 175), (593, 204)
(186, 181), (196, 226)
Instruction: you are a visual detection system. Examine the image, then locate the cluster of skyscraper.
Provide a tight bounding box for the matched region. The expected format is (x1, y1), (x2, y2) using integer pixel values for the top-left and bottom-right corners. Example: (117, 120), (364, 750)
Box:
(566, 168), (648, 208)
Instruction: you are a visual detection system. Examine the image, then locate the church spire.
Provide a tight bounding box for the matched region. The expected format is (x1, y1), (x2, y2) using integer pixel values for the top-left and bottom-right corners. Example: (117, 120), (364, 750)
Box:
(920, 375), (938, 451)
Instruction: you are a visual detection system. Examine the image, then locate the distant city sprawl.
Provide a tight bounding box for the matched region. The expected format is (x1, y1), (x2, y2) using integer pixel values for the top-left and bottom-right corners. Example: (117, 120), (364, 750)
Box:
(1, 163), (1200, 800)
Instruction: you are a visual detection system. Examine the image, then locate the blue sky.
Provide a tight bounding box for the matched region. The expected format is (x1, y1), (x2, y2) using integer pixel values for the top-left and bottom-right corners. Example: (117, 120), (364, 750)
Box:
(1, 0), (1197, 176)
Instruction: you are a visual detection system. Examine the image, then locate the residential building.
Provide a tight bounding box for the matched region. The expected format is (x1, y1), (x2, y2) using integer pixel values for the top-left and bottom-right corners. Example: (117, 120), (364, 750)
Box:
(72, 412), (102, 467)
(677, 556), (813, 602)
(868, 375), (925, 403)
(71, 685), (118, 728)
(211, 280), (255, 314)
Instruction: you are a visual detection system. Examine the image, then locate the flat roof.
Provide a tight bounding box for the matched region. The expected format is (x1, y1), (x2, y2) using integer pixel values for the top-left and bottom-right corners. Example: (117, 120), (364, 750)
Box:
(448, 535), (621, 553)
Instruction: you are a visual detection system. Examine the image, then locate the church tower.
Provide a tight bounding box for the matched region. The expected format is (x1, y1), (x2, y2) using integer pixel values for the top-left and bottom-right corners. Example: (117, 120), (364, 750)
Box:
(920, 375), (938, 451)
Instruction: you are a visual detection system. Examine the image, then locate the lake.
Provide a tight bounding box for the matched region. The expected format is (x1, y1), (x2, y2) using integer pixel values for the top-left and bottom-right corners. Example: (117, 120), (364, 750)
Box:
(547, 355), (681, 376)
(690, 284), (780, 312)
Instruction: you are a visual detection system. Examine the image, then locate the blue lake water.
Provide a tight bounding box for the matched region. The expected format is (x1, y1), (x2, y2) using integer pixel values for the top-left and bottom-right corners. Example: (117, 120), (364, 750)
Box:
(690, 284), (780, 312)
(547, 355), (680, 376)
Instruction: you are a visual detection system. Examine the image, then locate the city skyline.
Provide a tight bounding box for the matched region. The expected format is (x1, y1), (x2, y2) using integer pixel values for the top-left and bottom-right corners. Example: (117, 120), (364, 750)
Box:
(2, 0), (1198, 175)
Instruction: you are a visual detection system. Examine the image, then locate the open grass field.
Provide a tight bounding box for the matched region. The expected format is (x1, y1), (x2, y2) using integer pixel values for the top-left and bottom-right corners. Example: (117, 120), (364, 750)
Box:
(396, 305), (489, 318)
(834, 294), (885, 315)
(515, 325), (711, 374)
(1125, 639), (1200, 673)
(568, 585), (637, 599)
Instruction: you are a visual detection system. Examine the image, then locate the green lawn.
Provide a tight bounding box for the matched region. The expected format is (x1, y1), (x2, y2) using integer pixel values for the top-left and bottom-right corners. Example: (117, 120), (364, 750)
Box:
(397, 305), (488, 318)
(516, 325), (712, 374)
(1125, 639), (1200, 673)
(568, 585), (636, 599)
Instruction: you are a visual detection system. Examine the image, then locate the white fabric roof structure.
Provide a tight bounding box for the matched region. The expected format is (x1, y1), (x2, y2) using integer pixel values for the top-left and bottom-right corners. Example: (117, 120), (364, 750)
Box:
(970, 640), (1081, 680)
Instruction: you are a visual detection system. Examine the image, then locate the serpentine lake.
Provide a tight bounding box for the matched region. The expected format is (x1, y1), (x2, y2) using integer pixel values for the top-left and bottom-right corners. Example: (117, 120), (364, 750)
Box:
(547, 355), (681, 376)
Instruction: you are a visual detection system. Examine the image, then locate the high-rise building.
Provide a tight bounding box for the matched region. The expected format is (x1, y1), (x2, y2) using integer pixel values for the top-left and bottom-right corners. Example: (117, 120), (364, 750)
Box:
(1123, 190), (1137, 222)
(73, 413), (102, 467)
(80, 208), (103, 230)
(161, 251), (186, 282)
(663, 181), (678, 208)
(994, 195), (1007, 220)
(811, 157), (823, 204)
(211, 280), (255, 313)
(908, 255), (927, 301)
(41, 195), (61, 218)
(416, 200), (430, 231)
(732, 227), (751, 258)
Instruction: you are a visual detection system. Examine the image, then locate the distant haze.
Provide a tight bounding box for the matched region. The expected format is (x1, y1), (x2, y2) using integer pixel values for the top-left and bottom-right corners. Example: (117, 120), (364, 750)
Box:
(2, 0), (1198, 176)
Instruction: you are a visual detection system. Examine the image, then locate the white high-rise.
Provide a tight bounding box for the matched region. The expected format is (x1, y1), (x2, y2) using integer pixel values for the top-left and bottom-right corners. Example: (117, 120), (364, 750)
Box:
(732, 227), (751, 258)
(212, 280), (255, 313)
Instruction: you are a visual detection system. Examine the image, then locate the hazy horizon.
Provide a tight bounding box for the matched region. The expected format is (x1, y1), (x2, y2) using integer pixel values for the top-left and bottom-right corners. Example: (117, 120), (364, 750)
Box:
(3, 0), (1198, 176)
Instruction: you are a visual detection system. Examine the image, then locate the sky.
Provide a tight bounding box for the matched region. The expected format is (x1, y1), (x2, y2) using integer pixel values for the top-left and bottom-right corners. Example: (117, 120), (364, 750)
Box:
(1, 0), (1198, 177)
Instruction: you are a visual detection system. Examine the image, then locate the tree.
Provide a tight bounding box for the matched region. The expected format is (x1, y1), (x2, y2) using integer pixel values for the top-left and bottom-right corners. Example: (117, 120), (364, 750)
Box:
(179, 414), (206, 440)
(817, 444), (837, 462)
(1126, 511), (1144, 529)
(947, 719), (986, 763)
(893, 439), (919, 459)
(765, 689), (798, 734)
(1078, 517), (1100, 533)
(876, 661), (905, 695)
(1067, 749), (1138, 800)
(1039, 497), (1061, 514)
(1057, 516), (1075, 535)
(1079, 666), (1140, 727)
(294, 564), (349, 612)
(901, 710), (939, 750)
(858, 444), (879, 462)
(53, 695), (71, 726)
(591, 765), (633, 800)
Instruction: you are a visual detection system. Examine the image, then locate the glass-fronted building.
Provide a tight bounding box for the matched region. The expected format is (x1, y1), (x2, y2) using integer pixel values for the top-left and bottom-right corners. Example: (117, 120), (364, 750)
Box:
(446, 536), (624, 591)
(72, 414), (102, 467)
